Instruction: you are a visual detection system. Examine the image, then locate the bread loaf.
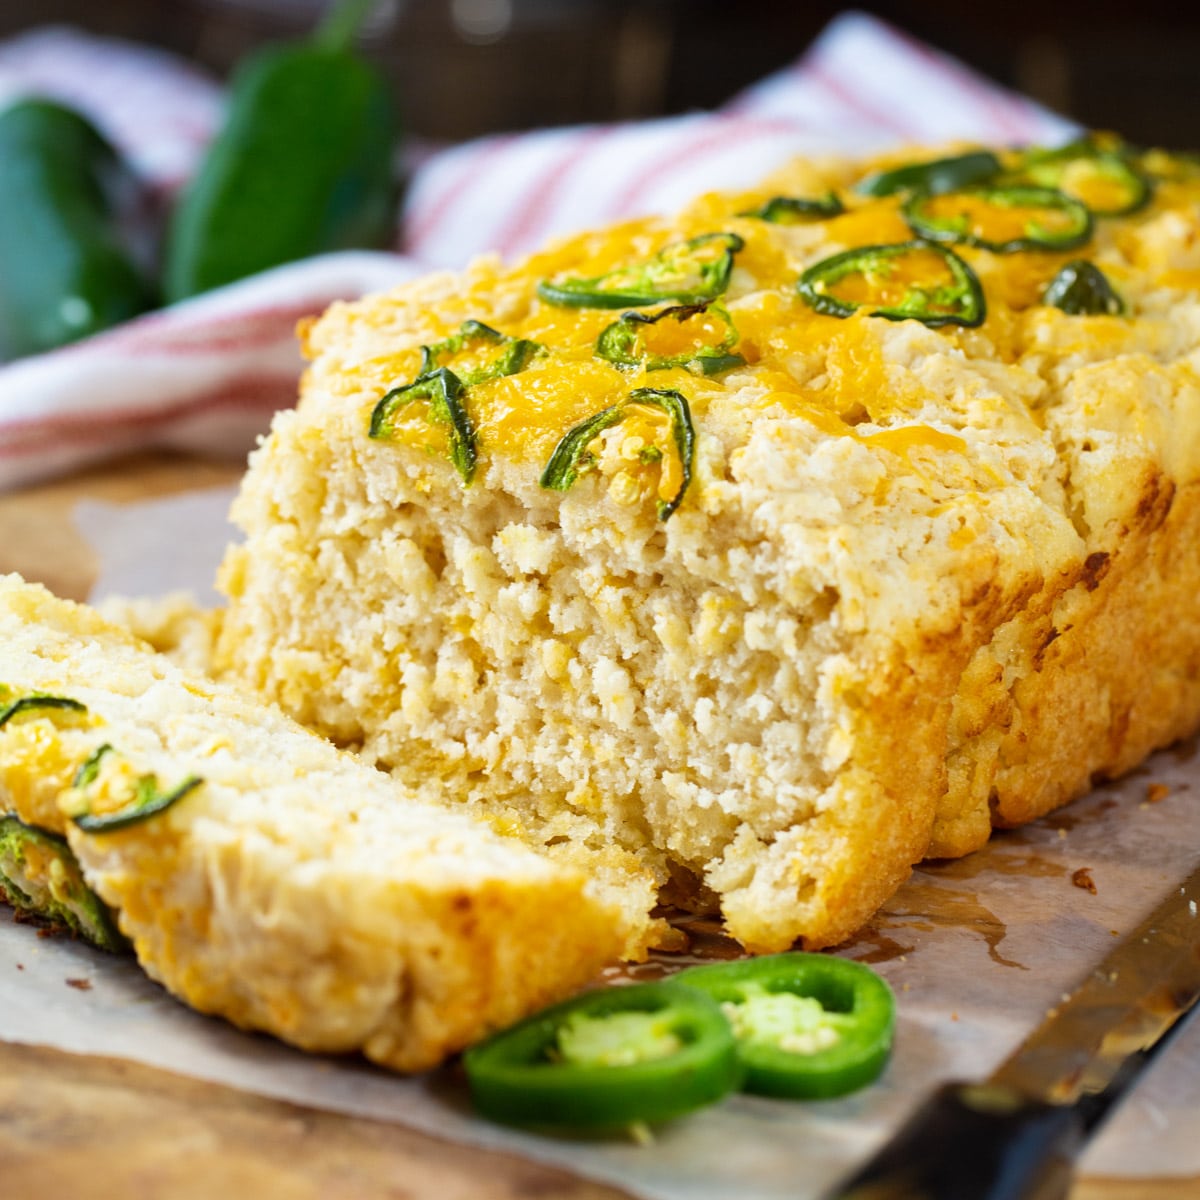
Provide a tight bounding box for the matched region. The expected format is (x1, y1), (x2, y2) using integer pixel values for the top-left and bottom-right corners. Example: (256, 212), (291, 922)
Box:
(211, 143), (1200, 953)
(0, 574), (623, 1069)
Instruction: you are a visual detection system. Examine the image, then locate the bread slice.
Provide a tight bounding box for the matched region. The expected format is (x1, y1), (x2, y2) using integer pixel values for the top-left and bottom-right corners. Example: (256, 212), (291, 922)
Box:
(0, 574), (624, 1070)
(211, 146), (1200, 953)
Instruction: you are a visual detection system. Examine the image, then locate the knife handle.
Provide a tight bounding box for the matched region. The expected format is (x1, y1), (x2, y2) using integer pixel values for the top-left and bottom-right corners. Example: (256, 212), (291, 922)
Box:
(827, 1082), (1084, 1200)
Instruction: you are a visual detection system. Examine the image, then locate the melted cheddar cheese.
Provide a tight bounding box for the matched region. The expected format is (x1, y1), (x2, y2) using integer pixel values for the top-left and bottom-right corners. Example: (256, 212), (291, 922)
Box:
(322, 144), (1200, 484)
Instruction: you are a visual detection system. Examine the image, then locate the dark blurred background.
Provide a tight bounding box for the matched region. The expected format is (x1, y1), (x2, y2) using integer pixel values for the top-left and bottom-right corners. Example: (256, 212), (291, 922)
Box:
(0, 0), (1197, 148)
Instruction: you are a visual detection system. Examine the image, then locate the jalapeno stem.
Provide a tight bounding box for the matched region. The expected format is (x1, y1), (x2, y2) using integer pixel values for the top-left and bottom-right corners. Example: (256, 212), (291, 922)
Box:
(314, 0), (379, 52)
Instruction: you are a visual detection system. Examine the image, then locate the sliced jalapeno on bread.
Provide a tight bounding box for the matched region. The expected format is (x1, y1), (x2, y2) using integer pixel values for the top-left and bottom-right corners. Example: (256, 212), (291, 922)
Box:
(856, 150), (1002, 198)
(540, 387), (695, 520)
(596, 302), (744, 376)
(738, 192), (845, 222)
(538, 232), (743, 309)
(1011, 140), (1152, 216)
(0, 815), (126, 951)
(797, 240), (985, 328)
(1042, 260), (1126, 315)
(903, 185), (1093, 254)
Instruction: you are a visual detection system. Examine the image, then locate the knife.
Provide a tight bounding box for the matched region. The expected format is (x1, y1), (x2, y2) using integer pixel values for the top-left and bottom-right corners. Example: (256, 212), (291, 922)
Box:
(828, 859), (1200, 1200)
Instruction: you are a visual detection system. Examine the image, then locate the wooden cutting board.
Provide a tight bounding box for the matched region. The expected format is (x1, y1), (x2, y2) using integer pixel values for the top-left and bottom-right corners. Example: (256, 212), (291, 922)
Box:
(0, 451), (1189, 1200)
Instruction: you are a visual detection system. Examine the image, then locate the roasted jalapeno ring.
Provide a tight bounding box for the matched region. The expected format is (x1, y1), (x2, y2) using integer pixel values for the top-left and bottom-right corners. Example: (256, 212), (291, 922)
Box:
(0, 691), (87, 728)
(855, 150), (1002, 198)
(902, 185), (1093, 254)
(0, 815), (126, 951)
(463, 980), (742, 1129)
(1042, 260), (1126, 316)
(72, 766), (204, 835)
(418, 319), (542, 384)
(1011, 140), (1152, 217)
(674, 952), (895, 1100)
(596, 302), (744, 376)
(737, 193), (845, 222)
(797, 240), (985, 328)
(369, 367), (479, 484)
(540, 387), (695, 520)
(537, 232), (744, 309)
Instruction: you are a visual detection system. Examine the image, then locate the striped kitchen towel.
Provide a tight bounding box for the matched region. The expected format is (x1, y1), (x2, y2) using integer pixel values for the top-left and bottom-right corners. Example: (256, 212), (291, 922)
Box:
(0, 11), (1076, 491)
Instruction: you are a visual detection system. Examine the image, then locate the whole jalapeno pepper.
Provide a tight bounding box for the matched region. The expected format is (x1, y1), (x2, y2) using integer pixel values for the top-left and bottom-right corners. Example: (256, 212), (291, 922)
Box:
(165, 0), (399, 301)
(0, 99), (155, 359)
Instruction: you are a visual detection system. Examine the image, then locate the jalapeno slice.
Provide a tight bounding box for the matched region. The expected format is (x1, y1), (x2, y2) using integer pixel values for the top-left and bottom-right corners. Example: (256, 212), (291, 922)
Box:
(1042, 260), (1125, 316)
(596, 302), (745, 376)
(797, 240), (985, 328)
(1011, 140), (1152, 217)
(71, 748), (203, 835)
(369, 322), (542, 484)
(369, 367), (478, 484)
(903, 185), (1093, 254)
(417, 319), (542, 384)
(540, 387), (695, 520)
(537, 232), (744, 309)
(0, 691), (87, 728)
(674, 953), (895, 1100)
(0, 815), (126, 951)
(463, 980), (742, 1129)
(738, 192), (845, 222)
(856, 150), (1001, 198)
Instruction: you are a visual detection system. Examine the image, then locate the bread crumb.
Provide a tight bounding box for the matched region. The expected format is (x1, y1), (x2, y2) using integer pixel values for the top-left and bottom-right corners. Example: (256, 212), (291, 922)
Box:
(1072, 867), (1098, 895)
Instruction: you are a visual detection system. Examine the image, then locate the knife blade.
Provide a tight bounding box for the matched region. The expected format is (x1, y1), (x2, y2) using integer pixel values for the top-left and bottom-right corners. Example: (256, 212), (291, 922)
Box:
(827, 858), (1200, 1200)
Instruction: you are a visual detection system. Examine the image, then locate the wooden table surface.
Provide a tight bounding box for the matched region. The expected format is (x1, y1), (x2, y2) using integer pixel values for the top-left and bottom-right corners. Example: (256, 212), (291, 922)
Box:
(0, 451), (1192, 1200)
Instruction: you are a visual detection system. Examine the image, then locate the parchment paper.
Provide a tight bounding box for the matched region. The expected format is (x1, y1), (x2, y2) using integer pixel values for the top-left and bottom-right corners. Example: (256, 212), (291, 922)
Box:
(0, 485), (1195, 1197)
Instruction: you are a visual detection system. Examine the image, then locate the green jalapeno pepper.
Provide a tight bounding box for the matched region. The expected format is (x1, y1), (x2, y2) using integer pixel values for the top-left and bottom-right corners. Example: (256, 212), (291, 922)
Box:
(369, 321), (540, 484)
(738, 193), (845, 222)
(0, 99), (155, 359)
(1010, 139), (1152, 217)
(537, 232), (744, 309)
(673, 952), (895, 1100)
(71, 744), (203, 835)
(463, 980), (742, 1129)
(1042, 260), (1125, 316)
(369, 367), (478, 484)
(165, 0), (398, 300)
(855, 150), (1002, 198)
(595, 302), (744, 376)
(797, 240), (985, 328)
(0, 815), (126, 951)
(417, 319), (542, 383)
(902, 185), (1093, 254)
(540, 386), (695, 519)
(0, 689), (87, 729)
